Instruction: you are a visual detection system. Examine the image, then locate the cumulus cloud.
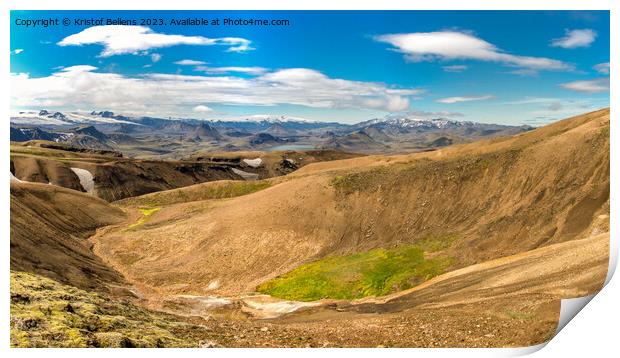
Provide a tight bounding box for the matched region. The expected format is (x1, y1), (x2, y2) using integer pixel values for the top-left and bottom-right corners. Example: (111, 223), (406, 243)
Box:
(11, 66), (422, 116)
(560, 78), (609, 93)
(193, 105), (213, 112)
(593, 62), (610, 75)
(194, 66), (267, 75)
(375, 31), (572, 71)
(175, 59), (206, 65)
(11, 49), (24, 55)
(58, 26), (254, 56)
(442, 65), (468, 73)
(436, 95), (494, 104)
(550, 29), (597, 49)
(150, 53), (162, 63)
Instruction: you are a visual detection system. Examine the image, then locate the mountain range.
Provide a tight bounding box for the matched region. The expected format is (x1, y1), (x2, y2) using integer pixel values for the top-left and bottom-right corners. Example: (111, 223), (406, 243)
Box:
(10, 110), (533, 158)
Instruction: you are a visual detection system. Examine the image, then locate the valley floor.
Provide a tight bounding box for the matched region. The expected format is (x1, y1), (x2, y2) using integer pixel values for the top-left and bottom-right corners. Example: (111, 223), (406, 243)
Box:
(10, 109), (611, 348)
(11, 232), (608, 347)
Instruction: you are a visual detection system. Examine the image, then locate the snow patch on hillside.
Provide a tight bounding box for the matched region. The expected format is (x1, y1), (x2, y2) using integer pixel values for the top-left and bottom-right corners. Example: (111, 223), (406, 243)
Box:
(232, 168), (259, 180)
(70, 168), (95, 194)
(243, 158), (263, 168)
(10, 172), (23, 183)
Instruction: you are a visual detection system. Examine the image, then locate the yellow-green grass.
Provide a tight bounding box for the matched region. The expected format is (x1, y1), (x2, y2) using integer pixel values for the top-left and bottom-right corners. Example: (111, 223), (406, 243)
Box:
(10, 271), (209, 347)
(127, 207), (161, 229)
(258, 235), (456, 301)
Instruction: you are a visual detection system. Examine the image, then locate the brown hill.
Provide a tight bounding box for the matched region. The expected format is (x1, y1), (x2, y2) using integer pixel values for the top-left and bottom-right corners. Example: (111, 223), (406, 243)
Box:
(10, 182), (127, 292)
(92, 108), (609, 297)
(10, 142), (242, 201)
(10, 109), (611, 348)
(11, 142), (362, 202)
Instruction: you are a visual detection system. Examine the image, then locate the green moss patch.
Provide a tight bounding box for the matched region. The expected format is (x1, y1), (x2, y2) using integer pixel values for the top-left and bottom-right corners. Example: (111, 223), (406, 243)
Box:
(10, 271), (209, 347)
(258, 235), (455, 301)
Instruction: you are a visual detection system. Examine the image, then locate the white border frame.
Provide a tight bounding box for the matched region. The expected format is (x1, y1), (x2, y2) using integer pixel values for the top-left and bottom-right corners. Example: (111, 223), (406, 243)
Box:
(2, 1), (616, 357)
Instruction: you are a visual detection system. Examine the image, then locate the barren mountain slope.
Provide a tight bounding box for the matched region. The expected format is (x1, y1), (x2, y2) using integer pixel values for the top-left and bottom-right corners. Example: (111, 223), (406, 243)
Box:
(11, 142), (362, 202)
(10, 182), (127, 292)
(10, 142), (245, 201)
(92, 109), (610, 297)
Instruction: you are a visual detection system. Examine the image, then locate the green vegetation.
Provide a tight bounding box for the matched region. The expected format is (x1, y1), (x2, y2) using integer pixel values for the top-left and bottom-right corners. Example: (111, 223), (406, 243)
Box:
(138, 207), (161, 216)
(127, 207), (161, 229)
(258, 234), (456, 301)
(117, 180), (271, 207)
(10, 271), (209, 347)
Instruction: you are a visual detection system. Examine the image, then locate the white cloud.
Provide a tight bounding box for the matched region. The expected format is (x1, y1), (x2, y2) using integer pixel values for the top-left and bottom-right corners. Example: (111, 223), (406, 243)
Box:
(150, 53), (162, 63)
(175, 59), (206, 65)
(375, 31), (572, 71)
(193, 105), (213, 112)
(550, 29), (597, 49)
(194, 66), (267, 75)
(436, 95), (494, 104)
(11, 66), (422, 116)
(61, 65), (99, 73)
(442, 65), (468, 73)
(593, 62), (610, 75)
(58, 26), (254, 56)
(12, 49), (24, 55)
(219, 37), (254, 52)
(560, 78), (609, 93)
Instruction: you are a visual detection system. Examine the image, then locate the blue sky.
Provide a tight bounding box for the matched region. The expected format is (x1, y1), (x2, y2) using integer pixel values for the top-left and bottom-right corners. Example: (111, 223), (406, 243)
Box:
(10, 10), (610, 125)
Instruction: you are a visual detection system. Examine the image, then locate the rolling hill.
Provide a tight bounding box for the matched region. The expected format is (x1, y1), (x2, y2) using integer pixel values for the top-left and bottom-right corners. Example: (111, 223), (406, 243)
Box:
(10, 108), (610, 348)
(91, 109), (608, 298)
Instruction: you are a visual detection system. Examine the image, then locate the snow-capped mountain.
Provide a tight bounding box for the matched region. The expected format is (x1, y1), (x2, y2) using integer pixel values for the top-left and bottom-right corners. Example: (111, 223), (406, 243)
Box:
(217, 114), (319, 123)
(10, 127), (74, 142)
(11, 110), (138, 127)
(210, 115), (346, 132)
(356, 117), (453, 129)
(353, 115), (497, 130)
(350, 115), (534, 139)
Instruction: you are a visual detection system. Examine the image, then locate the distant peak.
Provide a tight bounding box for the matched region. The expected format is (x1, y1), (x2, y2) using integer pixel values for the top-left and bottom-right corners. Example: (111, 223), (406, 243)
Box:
(91, 111), (115, 118)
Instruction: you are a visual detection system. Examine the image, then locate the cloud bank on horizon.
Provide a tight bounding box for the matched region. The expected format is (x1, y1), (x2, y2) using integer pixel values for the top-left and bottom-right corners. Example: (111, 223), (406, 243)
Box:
(10, 11), (610, 125)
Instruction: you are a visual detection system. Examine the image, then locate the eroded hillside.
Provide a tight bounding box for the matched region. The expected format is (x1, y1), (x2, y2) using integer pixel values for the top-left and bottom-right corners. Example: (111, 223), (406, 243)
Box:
(10, 182), (126, 292)
(10, 109), (611, 348)
(92, 109), (609, 298)
(10, 142), (361, 202)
